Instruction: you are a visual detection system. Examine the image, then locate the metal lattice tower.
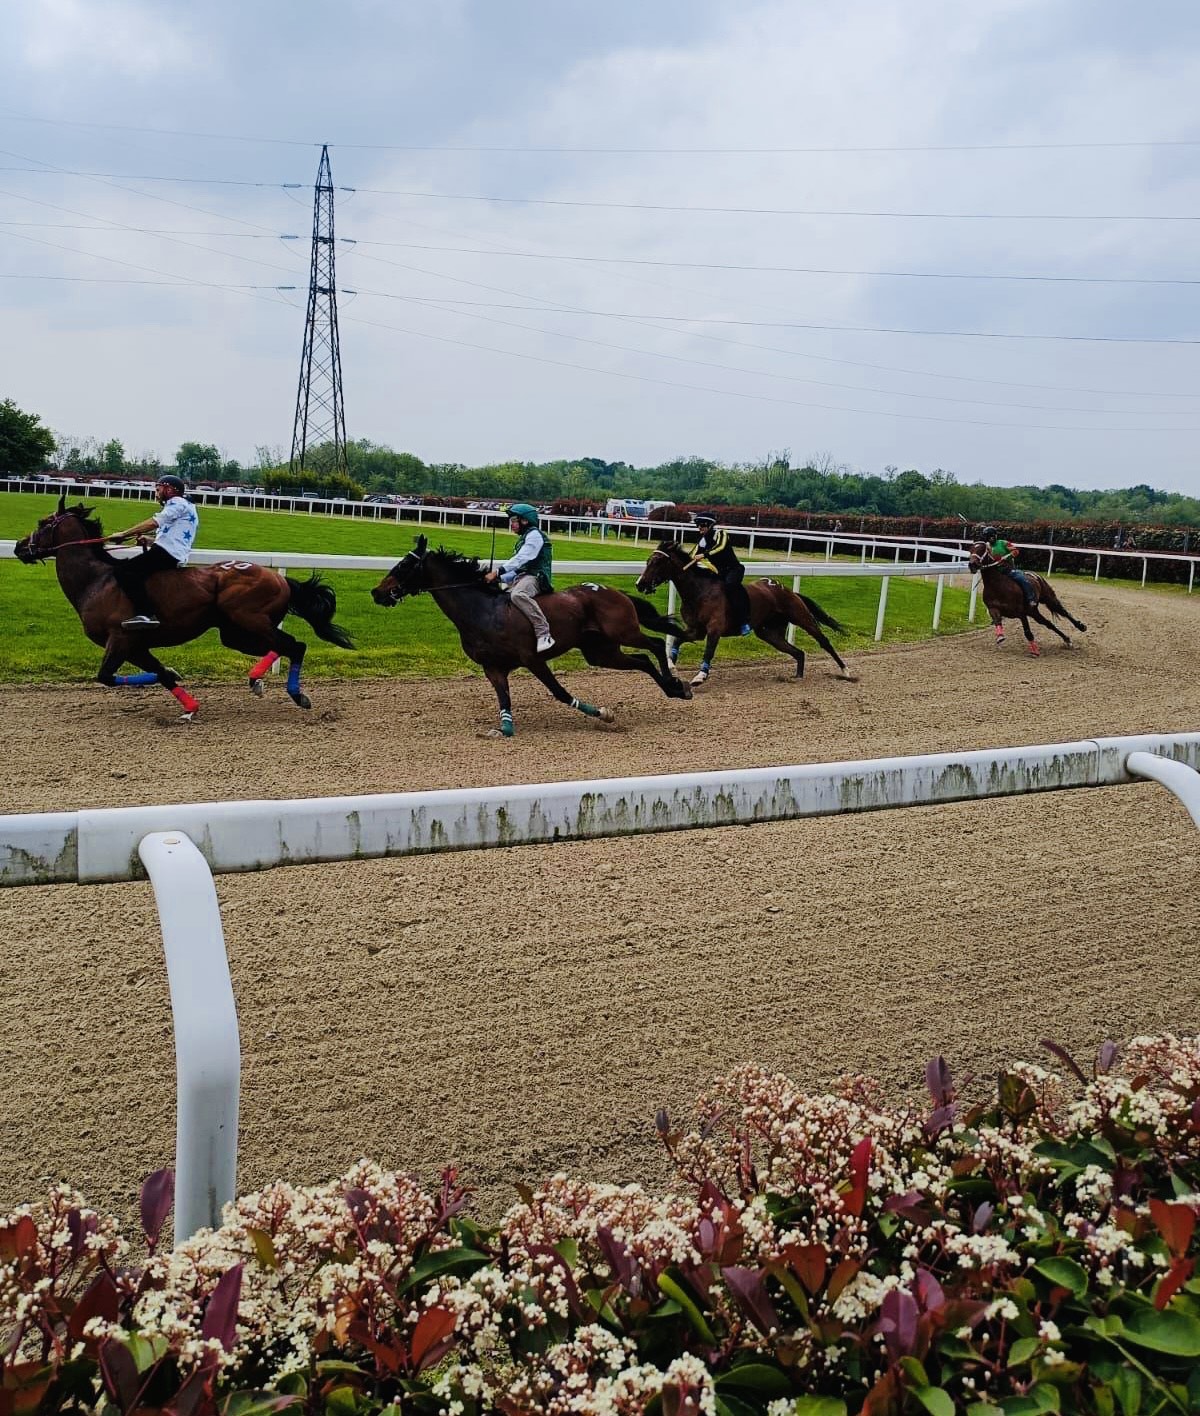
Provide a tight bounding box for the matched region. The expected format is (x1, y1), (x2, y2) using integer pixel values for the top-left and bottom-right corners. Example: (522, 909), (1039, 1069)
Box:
(290, 144), (347, 475)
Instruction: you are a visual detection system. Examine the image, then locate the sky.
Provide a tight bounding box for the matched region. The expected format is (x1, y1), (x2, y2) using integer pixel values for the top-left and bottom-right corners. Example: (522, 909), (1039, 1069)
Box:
(2, 0), (1200, 495)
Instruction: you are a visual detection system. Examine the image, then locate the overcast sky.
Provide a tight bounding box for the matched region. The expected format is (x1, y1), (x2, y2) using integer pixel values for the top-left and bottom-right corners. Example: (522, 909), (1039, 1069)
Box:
(2, 0), (1199, 494)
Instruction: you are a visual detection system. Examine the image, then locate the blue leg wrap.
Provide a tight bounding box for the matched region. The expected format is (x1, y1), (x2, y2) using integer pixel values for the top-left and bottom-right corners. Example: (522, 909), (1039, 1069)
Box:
(286, 663), (302, 695)
(700, 660), (711, 674)
(113, 672), (158, 686)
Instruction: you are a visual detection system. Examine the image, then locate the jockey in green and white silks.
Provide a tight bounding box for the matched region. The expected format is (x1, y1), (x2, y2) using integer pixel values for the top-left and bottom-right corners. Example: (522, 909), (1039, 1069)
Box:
(493, 503), (555, 653)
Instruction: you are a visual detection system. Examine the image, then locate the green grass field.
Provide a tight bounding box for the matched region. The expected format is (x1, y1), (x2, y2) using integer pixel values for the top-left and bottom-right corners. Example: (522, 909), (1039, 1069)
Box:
(0, 490), (977, 682)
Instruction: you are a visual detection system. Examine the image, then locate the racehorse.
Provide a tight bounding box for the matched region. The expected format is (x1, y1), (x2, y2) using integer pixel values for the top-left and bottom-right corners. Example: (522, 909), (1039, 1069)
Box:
(635, 540), (853, 686)
(14, 497), (354, 718)
(370, 535), (691, 736)
(966, 540), (1087, 656)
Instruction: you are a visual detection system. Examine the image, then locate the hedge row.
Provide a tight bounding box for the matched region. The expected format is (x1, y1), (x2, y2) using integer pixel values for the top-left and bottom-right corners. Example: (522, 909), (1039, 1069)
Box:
(3, 1035), (1199, 1415)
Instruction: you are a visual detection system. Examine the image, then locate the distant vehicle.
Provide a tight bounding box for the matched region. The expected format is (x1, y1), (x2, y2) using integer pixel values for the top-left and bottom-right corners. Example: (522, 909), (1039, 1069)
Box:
(603, 498), (676, 520)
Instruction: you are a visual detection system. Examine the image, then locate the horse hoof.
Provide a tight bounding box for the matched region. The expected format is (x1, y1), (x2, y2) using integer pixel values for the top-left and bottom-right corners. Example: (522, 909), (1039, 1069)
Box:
(250, 678), (265, 698)
(995, 635), (1005, 646)
(179, 711), (196, 723)
(1028, 643), (1040, 657)
(690, 670), (709, 686)
(290, 691), (312, 709)
(596, 706), (616, 723)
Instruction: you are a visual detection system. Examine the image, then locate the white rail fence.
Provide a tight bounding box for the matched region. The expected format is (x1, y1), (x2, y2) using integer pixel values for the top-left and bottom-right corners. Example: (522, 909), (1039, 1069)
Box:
(0, 541), (971, 641)
(3, 732), (1199, 1241)
(5, 476), (1196, 590)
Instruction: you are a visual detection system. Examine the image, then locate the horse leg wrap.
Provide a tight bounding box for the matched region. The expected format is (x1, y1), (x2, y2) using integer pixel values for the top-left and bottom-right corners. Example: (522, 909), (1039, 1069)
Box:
(286, 663), (302, 695)
(249, 651), (280, 681)
(500, 709), (515, 738)
(170, 684), (200, 714)
(571, 697), (601, 718)
(113, 672), (158, 686)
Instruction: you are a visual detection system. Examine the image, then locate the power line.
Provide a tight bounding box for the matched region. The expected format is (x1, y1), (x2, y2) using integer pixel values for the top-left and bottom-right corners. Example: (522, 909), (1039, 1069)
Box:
(6, 163), (1200, 220)
(0, 220), (301, 239)
(3, 110), (1199, 154)
(345, 236), (1200, 287)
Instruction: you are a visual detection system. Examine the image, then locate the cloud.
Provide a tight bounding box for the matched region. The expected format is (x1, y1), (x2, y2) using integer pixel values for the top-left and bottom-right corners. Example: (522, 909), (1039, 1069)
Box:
(17, 0), (205, 75)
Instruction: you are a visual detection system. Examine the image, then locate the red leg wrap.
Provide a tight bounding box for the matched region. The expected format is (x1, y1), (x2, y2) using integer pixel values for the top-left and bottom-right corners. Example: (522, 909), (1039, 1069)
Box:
(249, 651), (281, 680)
(171, 684), (200, 713)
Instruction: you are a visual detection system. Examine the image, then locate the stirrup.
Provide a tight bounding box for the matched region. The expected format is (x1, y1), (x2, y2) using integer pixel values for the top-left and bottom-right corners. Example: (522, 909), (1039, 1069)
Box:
(122, 614), (160, 627)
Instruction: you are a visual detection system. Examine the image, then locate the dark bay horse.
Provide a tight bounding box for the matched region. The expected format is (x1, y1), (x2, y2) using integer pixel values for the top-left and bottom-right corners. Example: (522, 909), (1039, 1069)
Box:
(370, 536), (691, 736)
(14, 499), (353, 719)
(635, 540), (853, 686)
(966, 540), (1087, 656)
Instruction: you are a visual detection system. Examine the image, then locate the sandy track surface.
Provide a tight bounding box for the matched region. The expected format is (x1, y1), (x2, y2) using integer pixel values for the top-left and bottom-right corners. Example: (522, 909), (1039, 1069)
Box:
(2, 579), (1198, 1228)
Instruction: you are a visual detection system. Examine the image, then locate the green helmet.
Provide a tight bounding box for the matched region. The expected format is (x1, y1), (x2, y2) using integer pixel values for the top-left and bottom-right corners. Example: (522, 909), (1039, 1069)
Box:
(507, 502), (539, 525)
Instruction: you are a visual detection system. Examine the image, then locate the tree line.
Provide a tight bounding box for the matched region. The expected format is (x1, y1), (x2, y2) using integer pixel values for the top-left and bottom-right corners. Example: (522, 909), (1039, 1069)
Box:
(2, 397), (1197, 529)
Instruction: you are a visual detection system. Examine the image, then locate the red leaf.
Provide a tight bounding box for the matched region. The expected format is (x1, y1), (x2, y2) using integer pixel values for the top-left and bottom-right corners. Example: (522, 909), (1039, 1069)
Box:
(722, 1265), (780, 1336)
(139, 1168), (175, 1249)
(67, 1271), (120, 1344)
(843, 1137), (873, 1217)
(785, 1243), (827, 1294)
(1154, 1256), (1195, 1310)
(1149, 1199), (1195, 1258)
(827, 1257), (861, 1302)
(99, 1338), (141, 1408)
(411, 1306), (456, 1371)
(0, 1216), (38, 1265)
(200, 1263), (244, 1353)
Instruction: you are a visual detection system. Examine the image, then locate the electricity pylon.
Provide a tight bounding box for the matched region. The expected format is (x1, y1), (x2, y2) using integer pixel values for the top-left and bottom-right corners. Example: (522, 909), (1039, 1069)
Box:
(290, 144), (347, 475)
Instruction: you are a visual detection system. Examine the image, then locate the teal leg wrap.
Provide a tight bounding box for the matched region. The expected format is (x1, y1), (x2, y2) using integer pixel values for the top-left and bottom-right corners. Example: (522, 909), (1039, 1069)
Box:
(500, 709), (515, 737)
(570, 697), (601, 718)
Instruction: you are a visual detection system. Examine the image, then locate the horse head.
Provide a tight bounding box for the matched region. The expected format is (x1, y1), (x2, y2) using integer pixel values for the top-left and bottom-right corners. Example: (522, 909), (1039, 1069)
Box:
(635, 540), (685, 593)
(14, 497), (98, 564)
(371, 533), (429, 606)
(966, 540), (992, 573)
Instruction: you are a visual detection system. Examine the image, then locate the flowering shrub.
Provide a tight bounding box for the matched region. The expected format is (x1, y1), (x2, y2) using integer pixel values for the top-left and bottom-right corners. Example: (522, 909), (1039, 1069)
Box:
(3, 1036), (1198, 1415)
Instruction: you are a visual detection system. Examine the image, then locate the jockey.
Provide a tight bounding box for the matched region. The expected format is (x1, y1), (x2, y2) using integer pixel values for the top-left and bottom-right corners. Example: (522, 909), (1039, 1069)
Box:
(688, 513), (752, 635)
(981, 525), (1036, 607)
(484, 502), (556, 653)
(104, 474), (199, 628)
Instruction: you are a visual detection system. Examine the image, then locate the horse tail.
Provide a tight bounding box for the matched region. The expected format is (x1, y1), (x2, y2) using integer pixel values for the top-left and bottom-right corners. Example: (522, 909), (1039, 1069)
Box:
(285, 573), (356, 648)
(797, 592), (846, 634)
(629, 594), (688, 638)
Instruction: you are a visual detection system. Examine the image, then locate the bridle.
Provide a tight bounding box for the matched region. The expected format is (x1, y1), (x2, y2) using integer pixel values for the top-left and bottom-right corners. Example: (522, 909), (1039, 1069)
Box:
(19, 510), (105, 561)
(377, 548), (488, 604)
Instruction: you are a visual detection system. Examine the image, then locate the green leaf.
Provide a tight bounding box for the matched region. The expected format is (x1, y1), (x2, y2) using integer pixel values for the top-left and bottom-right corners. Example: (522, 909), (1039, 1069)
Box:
(397, 1246), (491, 1294)
(1109, 1365), (1142, 1416)
(323, 1388), (359, 1416)
(221, 1393), (302, 1415)
(913, 1388), (955, 1416)
(1008, 1336), (1040, 1366)
(554, 1237), (579, 1268)
(898, 1355), (929, 1387)
(786, 1400), (848, 1416)
(714, 1395), (759, 1416)
(245, 1226), (278, 1270)
(1120, 1306), (1200, 1356)
(1034, 1257), (1088, 1298)
(715, 1363), (792, 1396)
(965, 1405), (1005, 1416)
(656, 1271), (717, 1344)
(125, 1332), (168, 1373)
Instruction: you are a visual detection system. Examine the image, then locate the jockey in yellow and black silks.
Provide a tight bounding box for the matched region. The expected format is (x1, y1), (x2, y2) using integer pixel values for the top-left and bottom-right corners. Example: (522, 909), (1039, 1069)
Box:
(687, 513), (752, 635)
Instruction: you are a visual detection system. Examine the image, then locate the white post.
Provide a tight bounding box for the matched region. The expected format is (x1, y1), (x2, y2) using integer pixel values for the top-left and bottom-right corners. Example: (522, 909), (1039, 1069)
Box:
(138, 831), (240, 1244)
(749, 532), (756, 554)
(1190, 561), (1195, 594)
(1142, 557), (1148, 588)
(874, 576), (890, 642)
(969, 576), (979, 622)
(1095, 553), (1101, 581)
(668, 583), (678, 619)
(788, 574), (801, 645)
(1047, 549), (1055, 575)
(860, 543), (867, 565)
(824, 539), (832, 561)
(894, 544), (902, 564)
(933, 574), (945, 630)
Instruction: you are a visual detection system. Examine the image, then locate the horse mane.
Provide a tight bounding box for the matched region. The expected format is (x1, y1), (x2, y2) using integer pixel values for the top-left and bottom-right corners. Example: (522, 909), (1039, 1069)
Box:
(62, 504), (122, 564)
(428, 545), (487, 579)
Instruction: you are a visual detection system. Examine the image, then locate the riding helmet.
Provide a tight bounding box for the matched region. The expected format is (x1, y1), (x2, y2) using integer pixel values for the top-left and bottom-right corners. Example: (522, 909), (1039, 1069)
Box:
(507, 502), (539, 525)
(979, 525), (997, 541)
(157, 474), (186, 494)
(693, 512), (717, 526)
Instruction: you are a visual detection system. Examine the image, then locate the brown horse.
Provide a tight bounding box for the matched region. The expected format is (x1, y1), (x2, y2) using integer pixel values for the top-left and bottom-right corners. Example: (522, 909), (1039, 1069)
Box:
(635, 540), (853, 686)
(370, 535), (691, 735)
(966, 540), (1087, 656)
(14, 498), (353, 718)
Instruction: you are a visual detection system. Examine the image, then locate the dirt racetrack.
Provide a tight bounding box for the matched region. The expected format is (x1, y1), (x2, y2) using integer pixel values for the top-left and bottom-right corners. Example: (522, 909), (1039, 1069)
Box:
(2, 578), (1198, 1231)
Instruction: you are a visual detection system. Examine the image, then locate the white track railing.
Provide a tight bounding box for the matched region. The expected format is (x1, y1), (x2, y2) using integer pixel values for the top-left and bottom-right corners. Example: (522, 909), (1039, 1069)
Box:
(0, 541), (970, 641)
(4, 477), (1195, 589)
(2, 732), (1199, 1240)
